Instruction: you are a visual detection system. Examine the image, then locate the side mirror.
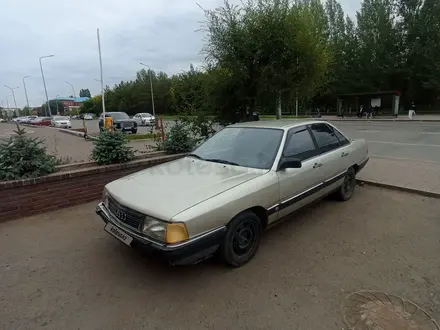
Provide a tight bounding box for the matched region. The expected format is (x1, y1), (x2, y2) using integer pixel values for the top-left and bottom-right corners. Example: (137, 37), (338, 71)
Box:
(277, 156), (302, 171)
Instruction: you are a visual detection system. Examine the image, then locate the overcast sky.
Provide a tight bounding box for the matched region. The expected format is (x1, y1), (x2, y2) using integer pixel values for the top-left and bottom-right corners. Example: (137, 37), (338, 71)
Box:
(0, 0), (361, 108)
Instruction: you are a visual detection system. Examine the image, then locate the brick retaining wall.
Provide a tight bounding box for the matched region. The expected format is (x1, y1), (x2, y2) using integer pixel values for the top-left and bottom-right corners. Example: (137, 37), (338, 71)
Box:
(0, 154), (183, 222)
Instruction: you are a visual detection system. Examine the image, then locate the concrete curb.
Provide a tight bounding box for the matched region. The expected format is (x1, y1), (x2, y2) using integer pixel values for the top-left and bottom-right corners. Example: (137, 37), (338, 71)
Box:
(357, 179), (440, 199)
(58, 128), (86, 138)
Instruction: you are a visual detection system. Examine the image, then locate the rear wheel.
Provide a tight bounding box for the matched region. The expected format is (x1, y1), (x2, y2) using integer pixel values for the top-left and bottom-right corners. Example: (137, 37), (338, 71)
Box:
(219, 211), (262, 267)
(335, 167), (356, 201)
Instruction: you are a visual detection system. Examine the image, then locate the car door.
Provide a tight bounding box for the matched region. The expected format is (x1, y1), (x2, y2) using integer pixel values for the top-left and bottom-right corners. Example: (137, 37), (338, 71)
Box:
(132, 114), (140, 125)
(308, 123), (348, 193)
(276, 126), (325, 219)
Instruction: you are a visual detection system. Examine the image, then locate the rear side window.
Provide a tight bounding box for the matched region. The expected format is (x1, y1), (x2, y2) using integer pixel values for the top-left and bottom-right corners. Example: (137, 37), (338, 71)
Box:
(331, 126), (350, 146)
(283, 126), (318, 161)
(309, 123), (340, 153)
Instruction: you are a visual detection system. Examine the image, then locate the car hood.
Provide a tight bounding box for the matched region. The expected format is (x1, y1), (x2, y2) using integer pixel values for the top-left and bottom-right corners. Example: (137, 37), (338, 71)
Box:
(105, 157), (267, 221)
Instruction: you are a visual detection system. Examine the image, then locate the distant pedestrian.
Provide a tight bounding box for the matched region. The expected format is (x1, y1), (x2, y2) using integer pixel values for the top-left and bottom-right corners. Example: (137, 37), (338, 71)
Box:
(366, 107), (373, 119)
(408, 102), (416, 120)
(358, 105), (364, 118)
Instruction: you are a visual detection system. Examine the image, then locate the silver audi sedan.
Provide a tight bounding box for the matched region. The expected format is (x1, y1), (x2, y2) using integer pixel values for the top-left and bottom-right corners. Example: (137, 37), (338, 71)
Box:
(96, 120), (369, 267)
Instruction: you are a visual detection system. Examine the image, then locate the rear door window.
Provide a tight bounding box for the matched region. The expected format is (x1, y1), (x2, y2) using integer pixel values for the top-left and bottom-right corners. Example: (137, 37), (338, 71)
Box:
(309, 123), (341, 154)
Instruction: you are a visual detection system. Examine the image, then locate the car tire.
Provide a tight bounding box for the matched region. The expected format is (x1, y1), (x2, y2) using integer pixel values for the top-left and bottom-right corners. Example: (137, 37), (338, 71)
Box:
(219, 211), (262, 267)
(335, 167), (356, 201)
(131, 129), (138, 134)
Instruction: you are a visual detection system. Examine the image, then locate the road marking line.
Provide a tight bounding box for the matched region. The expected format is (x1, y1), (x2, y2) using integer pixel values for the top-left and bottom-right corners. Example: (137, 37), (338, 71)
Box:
(367, 140), (440, 147)
(424, 132), (440, 135)
(370, 154), (440, 164)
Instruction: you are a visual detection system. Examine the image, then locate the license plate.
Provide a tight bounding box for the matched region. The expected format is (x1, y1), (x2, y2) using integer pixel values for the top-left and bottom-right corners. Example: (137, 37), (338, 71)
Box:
(104, 223), (133, 246)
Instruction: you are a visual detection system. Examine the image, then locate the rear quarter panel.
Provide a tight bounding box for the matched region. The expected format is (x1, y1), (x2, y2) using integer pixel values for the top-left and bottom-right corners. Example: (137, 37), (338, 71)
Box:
(349, 138), (368, 166)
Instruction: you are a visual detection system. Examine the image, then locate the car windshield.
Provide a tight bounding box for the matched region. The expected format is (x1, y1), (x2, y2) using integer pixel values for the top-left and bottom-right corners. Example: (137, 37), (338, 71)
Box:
(111, 112), (129, 120)
(190, 127), (283, 169)
(141, 113), (151, 117)
(53, 116), (68, 121)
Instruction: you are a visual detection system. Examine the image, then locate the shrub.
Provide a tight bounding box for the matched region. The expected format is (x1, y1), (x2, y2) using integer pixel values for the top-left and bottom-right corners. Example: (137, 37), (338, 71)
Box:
(163, 121), (196, 154)
(91, 130), (135, 165)
(0, 124), (58, 181)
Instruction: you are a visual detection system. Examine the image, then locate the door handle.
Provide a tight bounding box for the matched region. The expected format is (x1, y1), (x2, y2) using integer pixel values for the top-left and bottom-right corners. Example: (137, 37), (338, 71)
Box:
(341, 152), (350, 157)
(313, 163), (323, 169)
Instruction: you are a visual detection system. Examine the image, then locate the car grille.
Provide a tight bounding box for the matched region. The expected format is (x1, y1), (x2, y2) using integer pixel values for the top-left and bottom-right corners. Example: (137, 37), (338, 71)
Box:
(108, 196), (144, 230)
(121, 122), (132, 128)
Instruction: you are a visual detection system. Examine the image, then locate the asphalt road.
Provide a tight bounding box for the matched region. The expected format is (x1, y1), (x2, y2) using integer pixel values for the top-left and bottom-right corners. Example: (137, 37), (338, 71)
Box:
(1, 186), (439, 329)
(330, 121), (440, 163)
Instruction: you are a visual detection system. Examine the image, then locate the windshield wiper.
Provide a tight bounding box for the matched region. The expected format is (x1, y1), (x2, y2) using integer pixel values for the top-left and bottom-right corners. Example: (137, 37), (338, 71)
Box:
(187, 153), (204, 160)
(205, 158), (239, 166)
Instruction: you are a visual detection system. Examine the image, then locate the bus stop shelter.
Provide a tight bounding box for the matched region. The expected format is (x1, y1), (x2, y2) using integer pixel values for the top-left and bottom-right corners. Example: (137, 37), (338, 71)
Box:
(337, 91), (401, 117)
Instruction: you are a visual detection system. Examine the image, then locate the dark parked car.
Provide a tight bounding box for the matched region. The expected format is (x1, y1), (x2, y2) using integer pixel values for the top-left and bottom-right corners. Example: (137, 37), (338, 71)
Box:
(99, 112), (137, 134)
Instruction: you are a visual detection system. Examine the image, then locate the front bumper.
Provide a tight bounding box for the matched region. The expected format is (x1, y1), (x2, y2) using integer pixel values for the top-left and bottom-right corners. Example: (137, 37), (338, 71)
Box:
(95, 203), (226, 265)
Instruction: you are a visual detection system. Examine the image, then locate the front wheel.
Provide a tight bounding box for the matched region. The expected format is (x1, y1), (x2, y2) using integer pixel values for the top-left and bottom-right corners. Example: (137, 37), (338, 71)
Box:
(219, 211), (262, 267)
(131, 129), (138, 134)
(335, 167), (356, 201)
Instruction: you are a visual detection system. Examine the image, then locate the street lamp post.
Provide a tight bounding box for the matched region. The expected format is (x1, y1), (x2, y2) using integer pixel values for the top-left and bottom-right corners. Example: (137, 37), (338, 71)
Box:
(65, 81), (76, 98)
(39, 54), (54, 116)
(23, 76), (31, 108)
(55, 95), (59, 114)
(4, 85), (19, 112)
(96, 29), (106, 119)
(139, 62), (156, 118)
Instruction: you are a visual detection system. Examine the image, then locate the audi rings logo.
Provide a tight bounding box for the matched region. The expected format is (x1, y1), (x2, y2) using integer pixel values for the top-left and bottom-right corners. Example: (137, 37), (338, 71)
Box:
(116, 209), (127, 221)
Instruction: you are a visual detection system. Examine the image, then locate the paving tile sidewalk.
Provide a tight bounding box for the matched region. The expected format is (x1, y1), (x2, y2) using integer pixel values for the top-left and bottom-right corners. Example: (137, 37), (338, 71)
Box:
(358, 157), (440, 195)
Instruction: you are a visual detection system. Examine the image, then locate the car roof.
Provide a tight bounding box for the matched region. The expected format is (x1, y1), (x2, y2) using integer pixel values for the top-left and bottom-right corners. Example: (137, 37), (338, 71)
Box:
(229, 119), (330, 130)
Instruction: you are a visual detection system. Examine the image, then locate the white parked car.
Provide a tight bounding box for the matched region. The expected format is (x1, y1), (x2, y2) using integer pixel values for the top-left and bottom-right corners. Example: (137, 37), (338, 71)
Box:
(133, 113), (155, 126)
(84, 114), (93, 120)
(51, 116), (72, 129)
(96, 120), (369, 267)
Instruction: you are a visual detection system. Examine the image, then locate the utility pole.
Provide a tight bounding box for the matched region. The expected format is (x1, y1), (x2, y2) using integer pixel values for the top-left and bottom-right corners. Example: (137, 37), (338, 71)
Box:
(295, 57), (299, 117)
(23, 76), (31, 108)
(140, 62), (156, 118)
(97, 28), (106, 118)
(39, 54), (55, 116)
(276, 91), (282, 120)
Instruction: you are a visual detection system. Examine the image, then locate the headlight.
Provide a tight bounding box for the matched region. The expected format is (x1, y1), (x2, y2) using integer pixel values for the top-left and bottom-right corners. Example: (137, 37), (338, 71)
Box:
(102, 189), (109, 207)
(142, 216), (167, 241)
(142, 216), (189, 244)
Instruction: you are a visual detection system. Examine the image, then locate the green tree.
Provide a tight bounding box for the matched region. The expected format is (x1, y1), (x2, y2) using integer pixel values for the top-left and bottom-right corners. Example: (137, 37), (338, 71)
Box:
(355, 0), (402, 92)
(202, 0), (331, 117)
(91, 130), (135, 165)
(0, 125), (57, 181)
(80, 95), (102, 115)
(79, 89), (92, 98)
